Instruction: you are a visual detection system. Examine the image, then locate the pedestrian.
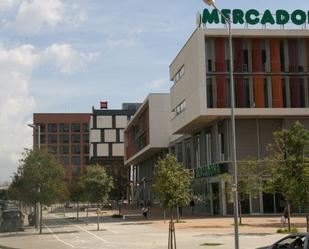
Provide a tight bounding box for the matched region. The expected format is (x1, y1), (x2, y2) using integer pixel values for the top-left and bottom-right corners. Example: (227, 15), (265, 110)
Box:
(281, 206), (289, 226)
(190, 199), (195, 215)
(142, 206), (149, 219)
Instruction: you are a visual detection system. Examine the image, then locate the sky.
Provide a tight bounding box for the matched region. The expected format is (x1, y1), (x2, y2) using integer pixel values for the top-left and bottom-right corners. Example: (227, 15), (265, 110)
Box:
(0, 0), (308, 183)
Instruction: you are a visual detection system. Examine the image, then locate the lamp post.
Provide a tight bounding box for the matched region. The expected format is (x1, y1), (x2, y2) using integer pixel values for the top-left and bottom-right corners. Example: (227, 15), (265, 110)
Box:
(202, 1), (239, 249)
(27, 123), (41, 233)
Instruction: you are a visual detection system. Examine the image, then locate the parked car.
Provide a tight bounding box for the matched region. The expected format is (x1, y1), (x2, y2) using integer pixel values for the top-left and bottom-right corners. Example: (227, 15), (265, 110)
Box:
(0, 209), (24, 232)
(260, 233), (309, 249)
(28, 212), (36, 226)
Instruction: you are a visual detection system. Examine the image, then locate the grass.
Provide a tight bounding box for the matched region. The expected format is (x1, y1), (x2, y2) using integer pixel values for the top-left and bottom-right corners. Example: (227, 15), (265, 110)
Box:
(200, 242), (223, 246)
(277, 227), (299, 234)
(111, 214), (123, 218)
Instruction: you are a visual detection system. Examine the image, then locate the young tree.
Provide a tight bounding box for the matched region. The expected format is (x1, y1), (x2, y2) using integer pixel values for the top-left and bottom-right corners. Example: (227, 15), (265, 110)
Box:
(9, 149), (67, 234)
(82, 165), (113, 231)
(153, 154), (193, 249)
(263, 121), (309, 231)
(70, 176), (85, 221)
(221, 158), (262, 224)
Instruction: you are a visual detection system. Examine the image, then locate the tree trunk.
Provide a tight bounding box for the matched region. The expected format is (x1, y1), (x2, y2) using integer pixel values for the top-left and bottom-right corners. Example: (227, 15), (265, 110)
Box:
(76, 202), (79, 222)
(86, 202), (89, 225)
(238, 201), (242, 225)
(168, 207), (177, 249)
(97, 203), (100, 231)
(287, 202), (291, 232)
(39, 203), (43, 234)
(176, 205), (179, 223)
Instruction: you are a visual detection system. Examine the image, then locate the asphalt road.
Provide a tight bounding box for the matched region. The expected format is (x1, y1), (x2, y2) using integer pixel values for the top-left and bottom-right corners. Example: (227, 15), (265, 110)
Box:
(0, 212), (286, 249)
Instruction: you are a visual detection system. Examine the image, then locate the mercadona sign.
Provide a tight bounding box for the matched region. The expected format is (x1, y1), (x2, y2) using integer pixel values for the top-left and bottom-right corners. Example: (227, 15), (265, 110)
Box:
(202, 9), (309, 26)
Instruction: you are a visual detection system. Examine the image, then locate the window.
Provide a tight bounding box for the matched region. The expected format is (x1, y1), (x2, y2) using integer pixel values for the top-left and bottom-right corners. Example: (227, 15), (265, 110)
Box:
(173, 65), (185, 83)
(83, 123), (89, 132)
(205, 131), (212, 165)
(71, 123), (80, 132)
(71, 156), (80, 165)
(59, 145), (69, 154)
(71, 134), (81, 143)
(280, 41), (285, 72)
(83, 134), (89, 143)
(48, 123), (57, 133)
(243, 49), (249, 72)
(71, 145), (81, 154)
(194, 134), (201, 168)
(59, 123), (69, 132)
(207, 78), (214, 108)
(38, 124), (45, 133)
(173, 100), (186, 117)
(185, 139), (191, 169)
(83, 145), (89, 154)
(177, 142), (183, 163)
(48, 134), (57, 144)
(59, 134), (69, 144)
(218, 124), (225, 162)
(84, 157), (90, 165)
(48, 146), (57, 154)
(170, 146), (176, 156)
(40, 135), (45, 144)
(59, 156), (69, 165)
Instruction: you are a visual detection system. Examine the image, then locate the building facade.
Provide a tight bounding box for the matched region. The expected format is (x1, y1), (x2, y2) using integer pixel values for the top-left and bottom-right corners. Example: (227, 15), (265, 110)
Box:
(89, 103), (140, 200)
(33, 113), (91, 183)
(169, 28), (309, 215)
(124, 94), (173, 205)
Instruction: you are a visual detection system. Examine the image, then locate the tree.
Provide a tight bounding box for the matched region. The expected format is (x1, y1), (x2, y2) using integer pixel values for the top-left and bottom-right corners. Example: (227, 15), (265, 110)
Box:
(221, 158), (262, 224)
(82, 165), (113, 231)
(153, 154), (193, 249)
(70, 176), (86, 221)
(9, 149), (67, 234)
(263, 121), (309, 231)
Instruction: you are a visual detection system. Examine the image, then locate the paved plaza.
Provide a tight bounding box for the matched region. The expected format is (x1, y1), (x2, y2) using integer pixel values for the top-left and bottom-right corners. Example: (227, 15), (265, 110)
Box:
(0, 210), (307, 249)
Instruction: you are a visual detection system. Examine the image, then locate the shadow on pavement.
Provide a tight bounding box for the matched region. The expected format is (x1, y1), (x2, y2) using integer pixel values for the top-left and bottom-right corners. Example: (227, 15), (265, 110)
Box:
(0, 246), (20, 249)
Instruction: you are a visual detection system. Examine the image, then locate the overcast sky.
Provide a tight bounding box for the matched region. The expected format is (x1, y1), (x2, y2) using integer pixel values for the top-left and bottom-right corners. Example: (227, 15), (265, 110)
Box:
(0, 0), (308, 183)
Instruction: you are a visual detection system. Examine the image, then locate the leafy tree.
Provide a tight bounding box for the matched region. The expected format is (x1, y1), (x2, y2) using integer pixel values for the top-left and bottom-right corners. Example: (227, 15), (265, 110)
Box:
(82, 165), (113, 231)
(263, 121), (309, 230)
(221, 158), (262, 224)
(70, 176), (86, 221)
(9, 149), (67, 233)
(153, 154), (193, 249)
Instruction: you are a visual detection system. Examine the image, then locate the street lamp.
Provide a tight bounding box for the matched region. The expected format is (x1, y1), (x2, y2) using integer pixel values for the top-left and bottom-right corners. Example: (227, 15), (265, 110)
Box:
(27, 124), (41, 149)
(27, 123), (41, 233)
(202, 1), (240, 249)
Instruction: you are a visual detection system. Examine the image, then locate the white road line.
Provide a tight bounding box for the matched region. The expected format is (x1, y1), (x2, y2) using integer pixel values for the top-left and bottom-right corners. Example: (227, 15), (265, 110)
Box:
(44, 224), (75, 248)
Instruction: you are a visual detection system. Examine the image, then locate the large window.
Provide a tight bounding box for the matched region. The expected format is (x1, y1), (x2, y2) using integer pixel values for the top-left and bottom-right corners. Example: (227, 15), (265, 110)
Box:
(83, 123), (89, 132)
(71, 156), (80, 165)
(71, 123), (81, 132)
(177, 142), (183, 163)
(205, 131), (212, 165)
(83, 145), (89, 154)
(185, 139), (191, 169)
(59, 123), (69, 132)
(71, 145), (81, 154)
(48, 123), (57, 133)
(71, 134), (81, 143)
(48, 134), (57, 144)
(207, 78), (214, 108)
(59, 145), (69, 154)
(218, 123), (225, 162)
(194, 134), (201, 168)
(83, 134), (89, 143)
(48, 146), (57, 154)
(60, 134), (69, 144)
(59, 156), (69, 165)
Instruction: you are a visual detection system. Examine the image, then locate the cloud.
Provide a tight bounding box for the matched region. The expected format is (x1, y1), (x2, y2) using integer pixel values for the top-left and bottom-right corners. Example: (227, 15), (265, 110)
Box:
(43, 43), (98, 74)
(14, 0), (63, 34)
(143, 78), (169, 90)
(0, 42), (97, 181)
(0, 0), (17, 10)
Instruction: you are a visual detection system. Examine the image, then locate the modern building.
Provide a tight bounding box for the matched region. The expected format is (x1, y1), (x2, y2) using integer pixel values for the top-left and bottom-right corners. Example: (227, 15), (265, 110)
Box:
(33, 113), (91, 183)
(168, 28), (309, 215)
(124, 94), (173, 204)
(89, 103), (140, 200)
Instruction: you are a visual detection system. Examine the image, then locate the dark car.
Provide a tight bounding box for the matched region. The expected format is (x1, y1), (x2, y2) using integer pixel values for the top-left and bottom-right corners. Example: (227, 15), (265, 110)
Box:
(0, 209), (24, 232)
(261, 233), (309, 249)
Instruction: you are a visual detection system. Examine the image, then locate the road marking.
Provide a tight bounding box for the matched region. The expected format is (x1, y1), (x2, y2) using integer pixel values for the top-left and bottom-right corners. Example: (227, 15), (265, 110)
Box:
(44, 224), (75, 248)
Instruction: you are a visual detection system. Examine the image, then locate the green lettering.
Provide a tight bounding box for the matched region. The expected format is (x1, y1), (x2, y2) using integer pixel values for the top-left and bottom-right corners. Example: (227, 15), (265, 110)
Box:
(202, 9), (220, 24)
(276, 10), (290, 25)
(245, 9), (260, 25)
(221, 9), (231, 24)
(233, 9), (245, 24)
(261, 10), (275, 25)
(291, 9), (306, 25)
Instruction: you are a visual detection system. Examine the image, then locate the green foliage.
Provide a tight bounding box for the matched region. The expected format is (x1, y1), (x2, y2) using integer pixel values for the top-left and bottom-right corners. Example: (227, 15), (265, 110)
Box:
(70, 176), (85, 203)
(153, 154), (193, 210)
(82, 165), (113, 204)
(277, 227), (299, 234)
(263, 121), (309, 209)
(9, 149), (67, 206)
